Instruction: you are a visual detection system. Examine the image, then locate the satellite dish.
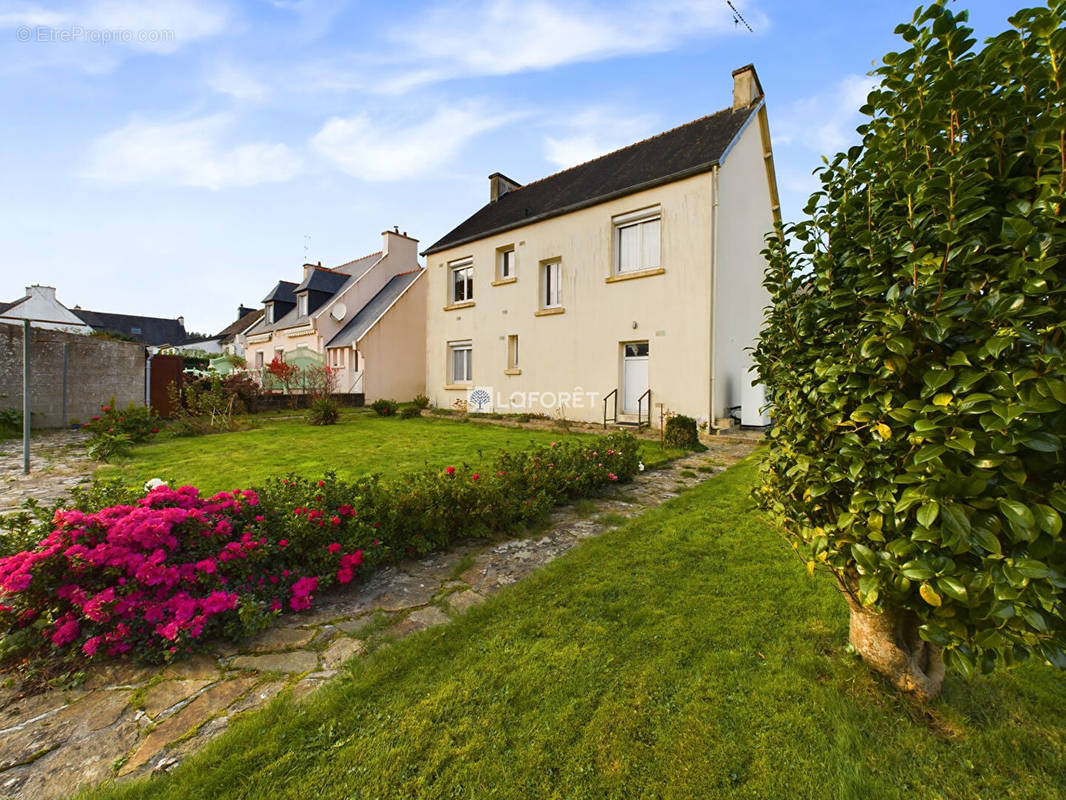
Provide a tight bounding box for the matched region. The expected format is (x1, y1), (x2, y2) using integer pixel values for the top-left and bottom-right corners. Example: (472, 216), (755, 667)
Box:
(330, 303), (347, 321)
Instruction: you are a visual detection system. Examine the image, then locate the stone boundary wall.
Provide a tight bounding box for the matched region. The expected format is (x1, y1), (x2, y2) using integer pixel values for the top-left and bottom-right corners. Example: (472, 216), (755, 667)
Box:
(0, 322), (146, 428)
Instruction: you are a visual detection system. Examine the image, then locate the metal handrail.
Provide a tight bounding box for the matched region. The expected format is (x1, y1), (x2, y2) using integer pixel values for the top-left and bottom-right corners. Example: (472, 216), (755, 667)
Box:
(603, 388), (618, 429)
(637, 389), (651, 428)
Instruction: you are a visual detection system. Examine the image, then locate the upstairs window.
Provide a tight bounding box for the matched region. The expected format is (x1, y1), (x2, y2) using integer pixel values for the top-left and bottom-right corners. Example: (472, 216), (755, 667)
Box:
(497, 246), (515, 280)
(265, 303), (274, 324)
(614, 207), (661, 274)
(297, 294), (308, 316)
(449, 258), (474, 304)
(541, 260), (562, 308)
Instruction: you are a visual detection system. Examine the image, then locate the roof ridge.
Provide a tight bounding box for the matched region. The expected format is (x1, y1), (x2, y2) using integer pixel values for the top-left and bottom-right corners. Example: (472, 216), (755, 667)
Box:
(504, 104), (736, 197)
(332, 250), (383, 271)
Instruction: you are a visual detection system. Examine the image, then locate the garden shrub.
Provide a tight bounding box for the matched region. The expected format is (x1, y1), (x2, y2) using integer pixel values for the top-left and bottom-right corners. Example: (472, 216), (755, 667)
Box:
(0, 433), (642, 671)
(308, 397), (340, 426)
(82, 400), (159, 462)
(370, 398), (399, 417)
(412, 393), (430, 409)
(752, 3), (1066, 700)
(0, 409), (21, 439)
(664, 415), (703, 451)
(399, 406), (421, 419)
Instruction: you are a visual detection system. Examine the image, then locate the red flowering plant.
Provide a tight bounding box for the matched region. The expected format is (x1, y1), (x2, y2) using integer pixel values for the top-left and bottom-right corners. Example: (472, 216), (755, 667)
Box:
(81, 398), (159, 462)
(0, 434), (642, 673)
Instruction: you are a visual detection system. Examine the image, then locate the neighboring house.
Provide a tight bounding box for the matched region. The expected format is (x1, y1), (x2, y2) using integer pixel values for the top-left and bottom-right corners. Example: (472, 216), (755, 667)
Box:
(219, 306), (263, 358)
(72, 308), (188, 347)
(422, 65), (780, 429)
(0, 285), (93, 333)
(243, 229), (427, 401)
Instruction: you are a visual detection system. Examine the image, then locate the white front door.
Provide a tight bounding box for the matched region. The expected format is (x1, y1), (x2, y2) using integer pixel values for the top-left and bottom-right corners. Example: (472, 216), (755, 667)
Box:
(621, 341), (649, 415)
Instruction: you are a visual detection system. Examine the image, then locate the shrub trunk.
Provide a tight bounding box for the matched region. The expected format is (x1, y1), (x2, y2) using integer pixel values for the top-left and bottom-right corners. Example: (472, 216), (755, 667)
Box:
(846, 596), (945, 702)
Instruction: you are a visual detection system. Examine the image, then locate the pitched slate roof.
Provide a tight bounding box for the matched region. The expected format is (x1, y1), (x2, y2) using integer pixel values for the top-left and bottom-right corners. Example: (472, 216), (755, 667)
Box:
(423, 104), (760, 255)
(326, 270), (424, 349)
(295, 268), (349, 295)
(216, 308), (263, 340)
(74, 309), (187, 346)
(0, 297), (28, 315)
(262, 281), (297, 304)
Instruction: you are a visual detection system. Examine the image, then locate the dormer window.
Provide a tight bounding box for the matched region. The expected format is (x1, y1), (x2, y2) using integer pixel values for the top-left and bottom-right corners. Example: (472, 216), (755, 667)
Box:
(265, 303), (274, 324)
(298, 294), (308, 317)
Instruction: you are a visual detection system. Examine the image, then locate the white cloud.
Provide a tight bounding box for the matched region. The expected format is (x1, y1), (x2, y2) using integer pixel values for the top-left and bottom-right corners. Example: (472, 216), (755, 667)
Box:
(0, 0), (228, 54)
(293, 0), (766, 95)
(83, 115), (303, 190)
(774, 74), (877, 155)
(207, 62), (268, 101)
(543, 107), (659, 169)
(310, 102), (524, 181)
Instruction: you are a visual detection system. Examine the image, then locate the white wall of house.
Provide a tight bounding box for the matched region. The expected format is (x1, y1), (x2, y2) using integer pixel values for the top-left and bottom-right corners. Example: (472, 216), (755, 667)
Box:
(714, 107), (776, 421)
(425, 173), (717, 426)
(0, 286), (92, 333)
(424, 108), (778, 427)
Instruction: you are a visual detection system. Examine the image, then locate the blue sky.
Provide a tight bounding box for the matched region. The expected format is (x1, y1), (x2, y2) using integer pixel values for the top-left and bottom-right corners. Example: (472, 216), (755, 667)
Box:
(0, 0), (1018, 334)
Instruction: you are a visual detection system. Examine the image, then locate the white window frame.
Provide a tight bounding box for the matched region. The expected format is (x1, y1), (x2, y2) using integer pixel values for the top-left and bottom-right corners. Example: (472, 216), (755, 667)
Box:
(613, 206), (661, 274)
(507, 334), (519, 369)
(297, 294), (308, 316)
(265, 303), (274, 324)
(497, 246), (516, 280)
(274, 348), (284, 363)
(448, 258), (474, 304)
(541, 260), (562, 309)
(449, 340), (473, 384)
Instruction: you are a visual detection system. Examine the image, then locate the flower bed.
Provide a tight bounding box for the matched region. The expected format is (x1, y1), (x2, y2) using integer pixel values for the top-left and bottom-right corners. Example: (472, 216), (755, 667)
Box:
(0, 433), (641, 670)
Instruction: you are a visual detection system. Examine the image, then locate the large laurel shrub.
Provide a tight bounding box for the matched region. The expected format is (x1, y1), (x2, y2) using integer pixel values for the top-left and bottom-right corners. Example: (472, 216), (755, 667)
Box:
(753, 1), (1065, 700)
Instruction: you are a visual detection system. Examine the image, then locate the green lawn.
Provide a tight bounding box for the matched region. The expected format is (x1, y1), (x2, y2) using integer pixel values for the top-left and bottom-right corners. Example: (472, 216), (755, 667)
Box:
(86, 458), (1066, 800)
(95, 413), (678, 493)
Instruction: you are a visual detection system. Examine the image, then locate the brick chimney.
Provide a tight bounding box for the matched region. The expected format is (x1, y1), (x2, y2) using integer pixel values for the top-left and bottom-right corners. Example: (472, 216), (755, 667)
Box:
(731, 64), (764, 110)
(489, 172), (522, 202)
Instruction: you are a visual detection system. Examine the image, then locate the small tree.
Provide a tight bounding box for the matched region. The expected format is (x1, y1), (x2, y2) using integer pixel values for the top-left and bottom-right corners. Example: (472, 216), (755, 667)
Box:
(754, 1), (1065, 700)
(266, 357), (301, 408)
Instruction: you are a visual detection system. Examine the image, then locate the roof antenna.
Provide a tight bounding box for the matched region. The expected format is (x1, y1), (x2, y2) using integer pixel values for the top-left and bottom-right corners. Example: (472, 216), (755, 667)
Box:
(303, 233), (311, 262)
(726, 1), (753, 32)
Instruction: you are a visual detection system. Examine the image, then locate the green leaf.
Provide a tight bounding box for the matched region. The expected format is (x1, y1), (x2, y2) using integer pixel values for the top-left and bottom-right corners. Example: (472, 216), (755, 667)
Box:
(916, 501), (940, 528)
(886, 336), (914, 356)
(1033, 504), (1063, 536)
(998, 499), (1036, 540)
(936, 576), (968, 602)
(914, 444), (947, 464)
(900, 560), (935, 581)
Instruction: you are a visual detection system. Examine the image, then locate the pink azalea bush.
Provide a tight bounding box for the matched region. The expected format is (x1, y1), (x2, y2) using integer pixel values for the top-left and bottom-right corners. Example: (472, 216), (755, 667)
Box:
(0, 484), (371, 666)
(0, 432), (641, 668)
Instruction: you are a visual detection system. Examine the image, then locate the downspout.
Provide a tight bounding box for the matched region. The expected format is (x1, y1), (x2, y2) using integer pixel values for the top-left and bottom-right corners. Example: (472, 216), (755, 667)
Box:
(145, 351), (155, 409)
(708, 165), (725, 432)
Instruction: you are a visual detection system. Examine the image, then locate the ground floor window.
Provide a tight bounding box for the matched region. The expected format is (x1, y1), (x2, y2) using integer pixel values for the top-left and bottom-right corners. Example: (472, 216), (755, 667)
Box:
(449, 340), (473, 383)
(254, 351), (264, 369)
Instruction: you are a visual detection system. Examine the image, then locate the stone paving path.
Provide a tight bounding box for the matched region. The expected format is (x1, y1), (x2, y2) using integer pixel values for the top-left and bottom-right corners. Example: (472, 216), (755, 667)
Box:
(0, 430), (95, 516)
(0, 437), (758, 800)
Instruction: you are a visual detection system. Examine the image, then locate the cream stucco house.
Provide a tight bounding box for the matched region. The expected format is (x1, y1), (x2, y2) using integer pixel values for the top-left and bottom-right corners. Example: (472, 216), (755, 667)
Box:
(243, 229), (426, 402)
(422, 65), (780, 429)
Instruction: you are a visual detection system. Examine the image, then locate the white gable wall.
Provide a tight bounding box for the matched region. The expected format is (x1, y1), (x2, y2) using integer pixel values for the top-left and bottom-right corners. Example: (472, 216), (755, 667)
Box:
(714, 108), (776, 422)
(0, 286), (92, 334)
